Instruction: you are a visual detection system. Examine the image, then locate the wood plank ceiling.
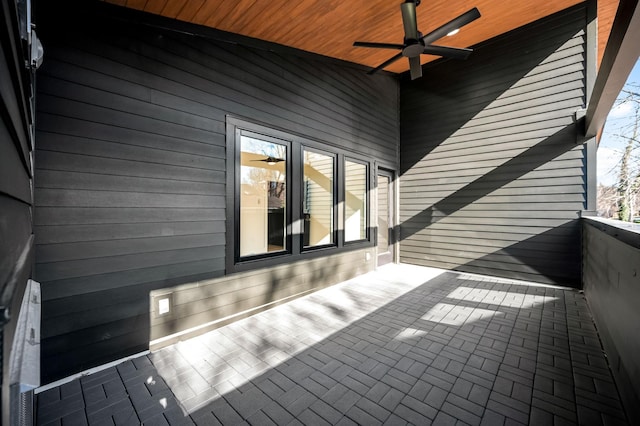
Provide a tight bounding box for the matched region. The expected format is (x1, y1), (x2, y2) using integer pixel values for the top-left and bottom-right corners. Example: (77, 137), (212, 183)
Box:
(106, 0), (617, 75)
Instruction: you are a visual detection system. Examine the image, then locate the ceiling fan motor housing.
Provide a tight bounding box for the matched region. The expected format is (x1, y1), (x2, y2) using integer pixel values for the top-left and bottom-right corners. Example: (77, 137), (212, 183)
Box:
(402, 38), (424, 58)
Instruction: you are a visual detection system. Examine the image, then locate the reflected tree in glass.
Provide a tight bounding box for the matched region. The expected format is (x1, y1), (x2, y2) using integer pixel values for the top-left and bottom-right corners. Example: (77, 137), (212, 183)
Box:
(239, 136), (287, 257)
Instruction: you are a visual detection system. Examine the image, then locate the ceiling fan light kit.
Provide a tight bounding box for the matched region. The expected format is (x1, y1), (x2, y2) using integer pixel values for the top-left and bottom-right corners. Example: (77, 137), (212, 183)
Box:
(251, 156), (285, 166)
(354, 0), (481, 80)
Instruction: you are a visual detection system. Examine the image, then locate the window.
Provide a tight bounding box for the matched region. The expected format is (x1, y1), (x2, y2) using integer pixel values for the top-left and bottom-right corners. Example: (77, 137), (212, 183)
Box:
(239, 134), (288, 258)
(345, 160), (368, 242)
(227, 118), (372, 271)
(303, 150), (335, 248)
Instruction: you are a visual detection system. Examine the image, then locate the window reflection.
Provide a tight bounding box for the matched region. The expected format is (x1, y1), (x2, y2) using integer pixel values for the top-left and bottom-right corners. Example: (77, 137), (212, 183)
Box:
(345, 160), (367, 242)
(240, 136), (286, 257)
(303, 150), (334, 247)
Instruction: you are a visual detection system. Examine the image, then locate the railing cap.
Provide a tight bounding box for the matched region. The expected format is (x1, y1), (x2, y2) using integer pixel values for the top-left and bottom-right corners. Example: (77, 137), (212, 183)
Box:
(583, 216), (640, 249)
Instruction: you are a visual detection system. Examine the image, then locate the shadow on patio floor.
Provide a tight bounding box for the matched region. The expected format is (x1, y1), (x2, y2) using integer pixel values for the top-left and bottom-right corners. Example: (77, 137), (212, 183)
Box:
(35, 264), (628, 425)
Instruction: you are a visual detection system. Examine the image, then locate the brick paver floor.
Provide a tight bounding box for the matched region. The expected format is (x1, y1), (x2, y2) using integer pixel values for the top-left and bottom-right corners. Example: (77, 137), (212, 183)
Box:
(36, 264), (629, 425)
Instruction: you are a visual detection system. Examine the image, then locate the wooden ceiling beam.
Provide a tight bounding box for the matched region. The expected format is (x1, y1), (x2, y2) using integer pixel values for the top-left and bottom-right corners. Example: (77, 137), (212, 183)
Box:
(585, 0), (640, 138)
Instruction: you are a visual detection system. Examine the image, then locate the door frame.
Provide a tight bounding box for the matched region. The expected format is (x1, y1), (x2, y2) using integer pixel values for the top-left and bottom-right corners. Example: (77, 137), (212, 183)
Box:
(376, 168), (396, 266)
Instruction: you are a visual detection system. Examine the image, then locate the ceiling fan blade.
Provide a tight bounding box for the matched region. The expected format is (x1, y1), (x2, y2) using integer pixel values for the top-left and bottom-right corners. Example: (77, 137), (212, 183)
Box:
(400, 1), (419, 40)
(367, 52), (404, 75)
(421, 7), (481, 46)
(422, 45), (473, 59)
(353, 41), (405, 50)
(409, 56), (422, 80)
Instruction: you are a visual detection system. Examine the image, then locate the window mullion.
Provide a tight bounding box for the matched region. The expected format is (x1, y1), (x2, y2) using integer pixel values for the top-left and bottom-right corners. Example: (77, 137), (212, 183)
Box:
(336, 153), (345, 248)
(290, 142), (302, 256)
(344, 158), (368, 243)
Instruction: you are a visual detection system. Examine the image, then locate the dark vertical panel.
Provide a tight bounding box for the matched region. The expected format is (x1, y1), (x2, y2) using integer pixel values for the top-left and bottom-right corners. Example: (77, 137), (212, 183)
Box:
(0, 0), (35, 423)
(399, 5), (588, 286)
(34, 1), (398, 382)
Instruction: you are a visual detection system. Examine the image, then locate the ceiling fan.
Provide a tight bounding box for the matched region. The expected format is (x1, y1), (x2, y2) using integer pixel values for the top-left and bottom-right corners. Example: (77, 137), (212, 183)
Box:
(354, 0), (481, 80)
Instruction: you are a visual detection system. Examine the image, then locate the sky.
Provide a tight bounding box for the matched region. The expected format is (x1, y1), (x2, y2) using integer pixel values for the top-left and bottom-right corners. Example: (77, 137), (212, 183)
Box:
(597, 58), (640, 186)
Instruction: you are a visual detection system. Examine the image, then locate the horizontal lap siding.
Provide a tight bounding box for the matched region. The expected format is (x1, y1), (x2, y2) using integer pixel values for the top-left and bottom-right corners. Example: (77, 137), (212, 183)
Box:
(1, 1), (35, 420)
(399, 5), (587, 286)
(35, 3), (398, 382)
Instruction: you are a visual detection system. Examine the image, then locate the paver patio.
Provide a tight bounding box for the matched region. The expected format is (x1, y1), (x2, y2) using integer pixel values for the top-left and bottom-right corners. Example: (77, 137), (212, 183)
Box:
(36, 264), (628, 425)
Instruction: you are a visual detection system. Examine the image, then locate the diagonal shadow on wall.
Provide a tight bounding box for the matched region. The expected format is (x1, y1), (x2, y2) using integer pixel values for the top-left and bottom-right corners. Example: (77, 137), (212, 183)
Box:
(400, 124), (582, 240)
(396, 4), (592, 287)
(399, 3), (590, 175)
(455, 224), (582, 286)
(398, 121), (586, 286)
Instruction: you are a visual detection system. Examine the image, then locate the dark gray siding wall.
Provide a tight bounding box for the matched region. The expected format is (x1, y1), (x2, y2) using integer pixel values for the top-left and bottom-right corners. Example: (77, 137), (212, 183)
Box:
(399, 5), (588, 286)
(1, 0), (35, 421)
(34, 2), (398, 382)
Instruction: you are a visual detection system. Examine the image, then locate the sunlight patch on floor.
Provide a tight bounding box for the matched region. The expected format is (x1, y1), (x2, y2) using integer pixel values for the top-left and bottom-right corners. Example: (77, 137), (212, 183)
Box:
(153, 263), (445, 414)
(420, 302), (503, 326)
(446, 286), (558, 308)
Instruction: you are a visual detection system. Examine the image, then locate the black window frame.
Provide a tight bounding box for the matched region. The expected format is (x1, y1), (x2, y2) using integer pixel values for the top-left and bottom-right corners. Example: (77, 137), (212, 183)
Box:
(226, 117), (373, 274)
(301, 146), (338, 252)
(344, 157), (370, 244)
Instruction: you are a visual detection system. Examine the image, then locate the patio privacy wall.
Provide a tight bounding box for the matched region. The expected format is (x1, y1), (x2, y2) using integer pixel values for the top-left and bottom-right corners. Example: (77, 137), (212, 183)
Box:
(583, 218), (640, 423)
(399, 4), (589, 286)
(1, 1), (36, 421)
(33, 1), (398, 383)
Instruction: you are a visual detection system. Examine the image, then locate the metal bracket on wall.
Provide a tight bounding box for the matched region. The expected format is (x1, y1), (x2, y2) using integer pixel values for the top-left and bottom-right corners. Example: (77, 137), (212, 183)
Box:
(575, 108), (587, 142)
